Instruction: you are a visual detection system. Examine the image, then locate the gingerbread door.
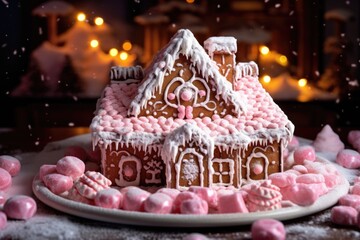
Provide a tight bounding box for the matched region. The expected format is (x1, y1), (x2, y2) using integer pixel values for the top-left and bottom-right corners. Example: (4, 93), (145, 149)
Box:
(176, 148), (205, 190)
(115, 155), (142, 187)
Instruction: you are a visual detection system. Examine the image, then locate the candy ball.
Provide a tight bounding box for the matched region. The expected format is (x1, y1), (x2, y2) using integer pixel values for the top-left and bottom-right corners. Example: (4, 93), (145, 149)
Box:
(251, 219), (286, 240)
(0, 155), (21, 176)
(144, 192), (173, 214)
(56, 156), (85, 180)
(39, 164), (57, 182)
(3, 195), (37, 220)
(43, 173), (73, 195)
(336, 149), (360, 169)
(0, 168), (12, 191)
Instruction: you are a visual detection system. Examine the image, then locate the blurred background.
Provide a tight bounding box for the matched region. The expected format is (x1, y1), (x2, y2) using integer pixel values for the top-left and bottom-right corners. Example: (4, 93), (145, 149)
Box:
(0, 0), (359, 129)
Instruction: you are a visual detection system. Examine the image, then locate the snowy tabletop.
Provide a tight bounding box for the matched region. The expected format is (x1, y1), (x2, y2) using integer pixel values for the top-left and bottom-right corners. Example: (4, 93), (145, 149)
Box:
(0, 134), (359, 240)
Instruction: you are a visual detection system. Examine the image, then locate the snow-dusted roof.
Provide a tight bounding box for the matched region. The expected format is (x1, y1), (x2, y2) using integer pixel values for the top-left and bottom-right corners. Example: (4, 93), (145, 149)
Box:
(128, 29), (247, 117)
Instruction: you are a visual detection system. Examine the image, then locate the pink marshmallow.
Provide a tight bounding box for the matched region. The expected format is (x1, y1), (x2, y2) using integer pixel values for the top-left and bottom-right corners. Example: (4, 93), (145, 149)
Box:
(122, 187), (150, 211)
(173, 192), (200, 213)
(56, 156), (85, 180)
(293, 145), (316, 165)
(336, 149), (360, 169)
(144, 192), (173, 214)
(156, 188), (180, 200)
(338, 194), (360, 209)
(3, 195), (37, 220)
(43, 173), (73, 195)
(180, 198), (208, 215)
(95, 188), (123, 209)
(218, 192), (248, 214)
(39, 164), (57, 182)
(0, 211), (6, 230)
(323, 173), (342, 189)
(251, 219), (286, 240)
(0, 168), (11, 191)
(296, 173), (325, 184)
(284, 169), (301, 176)
(283, 183), (319, 206)
(291, 165), (308, 174)
(0, 155), (21, 176)
(64, 145), (88, 160)
(188, 186), (218, 209)
(268, 172), (297, 188)
(331, 206), (358, 226)
(350, 183), (360, 195)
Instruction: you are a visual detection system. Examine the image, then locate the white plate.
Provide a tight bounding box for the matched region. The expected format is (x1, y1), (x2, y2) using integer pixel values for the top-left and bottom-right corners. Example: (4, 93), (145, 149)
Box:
(32, 156), (350, 228)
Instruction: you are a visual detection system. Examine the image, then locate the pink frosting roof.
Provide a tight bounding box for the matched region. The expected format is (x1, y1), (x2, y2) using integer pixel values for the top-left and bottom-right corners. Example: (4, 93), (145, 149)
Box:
(91, 74), (294, 148)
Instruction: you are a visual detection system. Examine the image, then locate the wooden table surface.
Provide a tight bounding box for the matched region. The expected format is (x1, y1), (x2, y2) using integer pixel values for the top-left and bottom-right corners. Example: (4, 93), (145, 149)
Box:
(0, 126), (359, 240)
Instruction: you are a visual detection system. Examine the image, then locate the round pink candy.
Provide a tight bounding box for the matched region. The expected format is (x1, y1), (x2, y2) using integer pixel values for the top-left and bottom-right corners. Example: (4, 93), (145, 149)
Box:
(251, 219), (286, 240)
(156, 188), (180, 200)
(181, 89), (193, 101)
(180, 198), (208, 215)
(144, 192), (173, 214)
(0, 168), (11, 191)
(293, 145), (316, 165)
(56, 156), (85, 180)
(122, 187), (150, 211)
(336, 149), (360, 169)
(0, 155), (21, 176)
(331, 206), (358, 226)
(3, 195), (37, 220)
(173, 192), (199, 213)
(39, 164), (57, 181)
(351, 184), (360, 195)
(64, 146), (88, 160)
(0, 211), (6, 230)
(43, 173), (73, 195)
(95, 188), (123, 209)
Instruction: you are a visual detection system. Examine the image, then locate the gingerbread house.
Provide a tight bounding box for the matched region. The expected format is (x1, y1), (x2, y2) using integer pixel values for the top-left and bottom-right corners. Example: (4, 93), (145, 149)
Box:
(91, 29), (294, 190)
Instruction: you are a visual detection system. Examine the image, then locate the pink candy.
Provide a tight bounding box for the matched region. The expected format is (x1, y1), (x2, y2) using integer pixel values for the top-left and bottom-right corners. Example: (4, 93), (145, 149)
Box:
(43, 173), (73, 195)
(296, 173), (324, 184)
(331, 206), (358, 226)
(156, 188), (180, 200)
(268, 172), (296, 188)
(95, 188), (123, 209)
(338, 194), (360, 209)
(0, 211), (6, 230)
(39, 164), (57, 181)
(144, 192), (173, 214)
(293, 145), (316, 165)
(56, 156), (85, 180)
(180, 198), (208, 215)
(0, 155), (21, 176)
(123, 187), (150, 211)
(218, 192), (248, 213)
(188, 186), (218, 209)
(3, 195), (37, 220)
(283, 183), (319, 206)
(312, 125), (345, 154)
(336, 149), (360, 169)
(0, 168), (11, 191)
(251, 219), (286, 240)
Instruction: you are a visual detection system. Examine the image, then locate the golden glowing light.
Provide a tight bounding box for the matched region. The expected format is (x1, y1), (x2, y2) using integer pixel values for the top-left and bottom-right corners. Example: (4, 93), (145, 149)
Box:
(119, 51), (129, 61)
(94, 17), (104, 26)
(122, 41), (132, 51)
(262, 75), (271, 83)
(260, 46), (270, 55)
(278, 55), (288, 66)
(90, 39), (99, 48)
(186, 0), (195, 3)
(109, 48), (118, 57)
(77, 13), (86, 22)
(298, 78), (308, 87)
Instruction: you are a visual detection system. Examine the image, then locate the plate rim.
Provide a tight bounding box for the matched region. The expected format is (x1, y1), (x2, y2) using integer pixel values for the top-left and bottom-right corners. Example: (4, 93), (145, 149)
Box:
(32, 156), (350, 228)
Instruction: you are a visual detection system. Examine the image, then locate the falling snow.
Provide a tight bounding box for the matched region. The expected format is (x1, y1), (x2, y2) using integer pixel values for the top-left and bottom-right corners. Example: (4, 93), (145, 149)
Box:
(2, 0), (8, 6)
(292, 51), (298, 56)
(13, 50), (17, 55)
(39, 27), (43, 35)
(68, 122), (75, 127)
(275, 4), (281, 8)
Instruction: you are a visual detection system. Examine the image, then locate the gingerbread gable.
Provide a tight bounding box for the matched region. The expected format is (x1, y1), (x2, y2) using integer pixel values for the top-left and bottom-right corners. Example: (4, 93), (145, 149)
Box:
(128, 29), (246, 119)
